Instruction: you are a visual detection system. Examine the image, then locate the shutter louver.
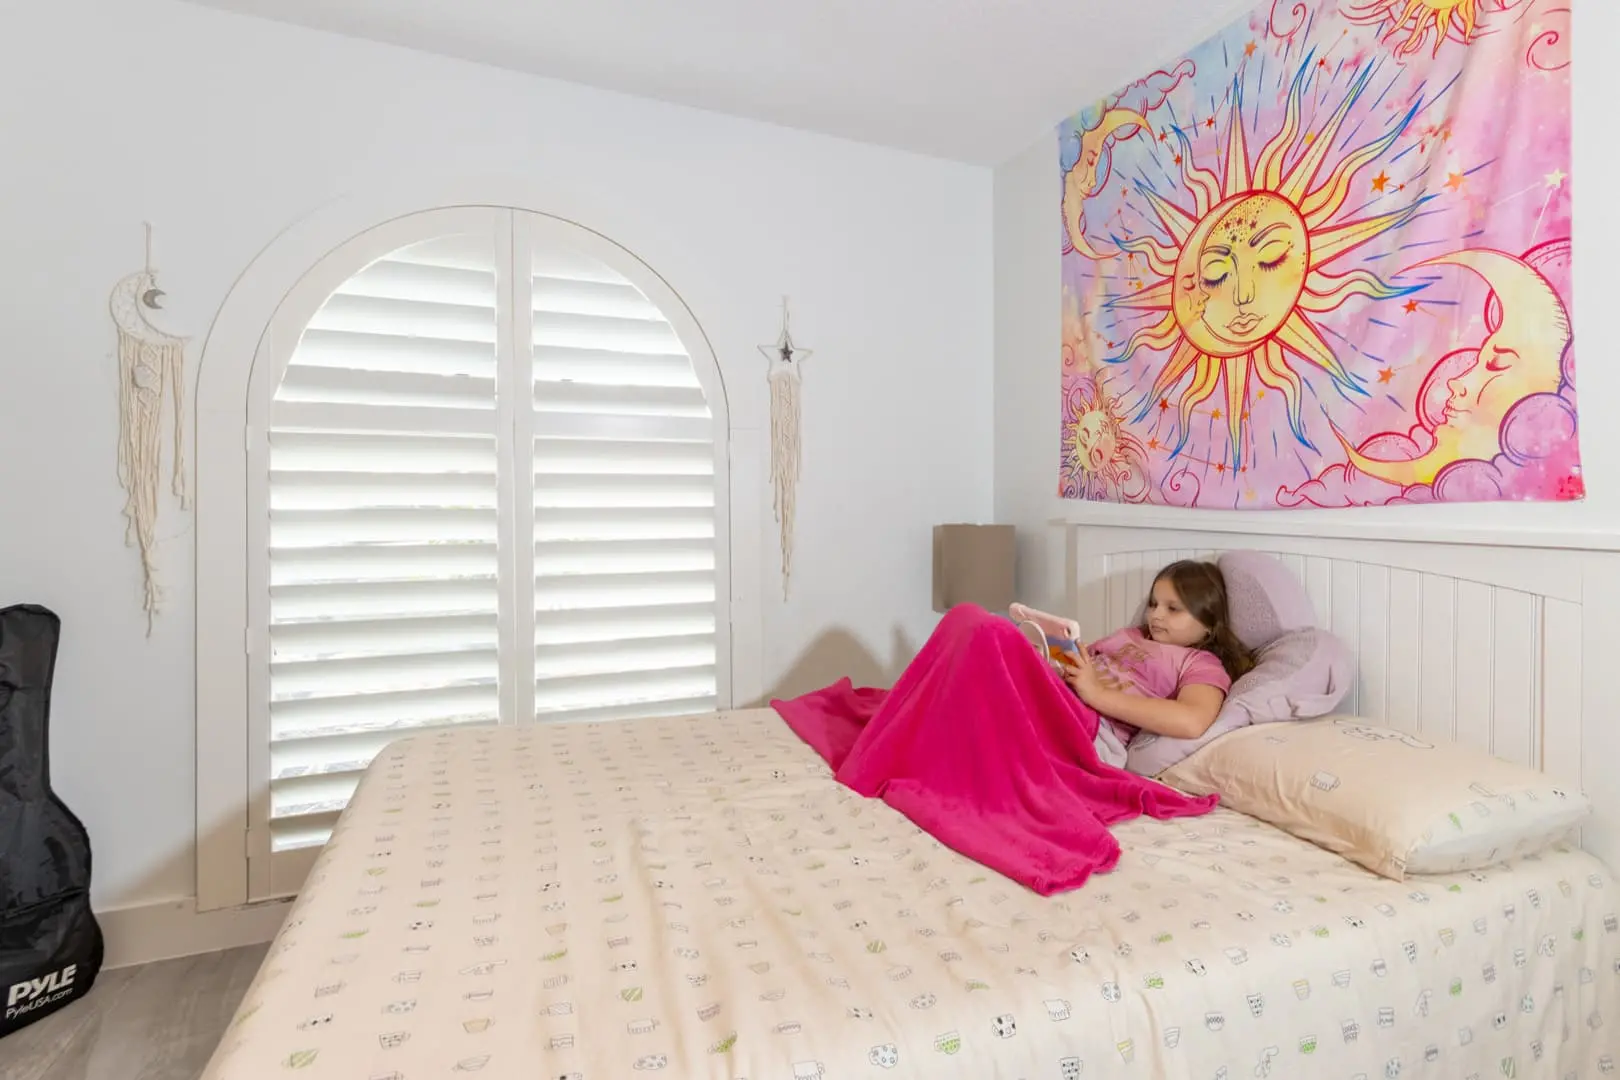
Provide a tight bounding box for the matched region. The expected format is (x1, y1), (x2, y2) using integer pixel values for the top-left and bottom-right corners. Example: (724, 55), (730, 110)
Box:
(532, 248), (719, 723)
(267, 234), (502, 852)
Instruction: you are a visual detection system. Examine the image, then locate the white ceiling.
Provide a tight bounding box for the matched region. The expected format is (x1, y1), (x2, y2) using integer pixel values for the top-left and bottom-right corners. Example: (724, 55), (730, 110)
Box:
(183, 0), (1254, 164)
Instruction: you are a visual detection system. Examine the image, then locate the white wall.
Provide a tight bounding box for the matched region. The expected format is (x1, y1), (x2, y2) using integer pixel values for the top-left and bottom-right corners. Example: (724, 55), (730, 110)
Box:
(995, 0), (1618, 610)
(0, 0), (991, 911)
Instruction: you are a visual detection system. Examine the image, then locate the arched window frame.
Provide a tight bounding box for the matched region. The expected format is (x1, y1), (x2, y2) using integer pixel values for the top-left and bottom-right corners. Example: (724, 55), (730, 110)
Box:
(195, 187), (759, 912)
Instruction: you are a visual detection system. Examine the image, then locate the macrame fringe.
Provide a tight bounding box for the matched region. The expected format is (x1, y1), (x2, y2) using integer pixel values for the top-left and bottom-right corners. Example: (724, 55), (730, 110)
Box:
(768, 365), (802, 599)
(116, 329), (188, 635)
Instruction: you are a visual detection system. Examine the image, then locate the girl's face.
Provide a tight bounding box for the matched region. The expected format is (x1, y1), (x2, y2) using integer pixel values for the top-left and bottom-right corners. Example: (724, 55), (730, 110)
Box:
(1145, 577), (1211, 647)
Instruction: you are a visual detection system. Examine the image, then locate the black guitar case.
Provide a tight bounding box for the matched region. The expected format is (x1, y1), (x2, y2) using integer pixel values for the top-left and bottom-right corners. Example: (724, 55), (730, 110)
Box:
(0, 604), (103, 1038)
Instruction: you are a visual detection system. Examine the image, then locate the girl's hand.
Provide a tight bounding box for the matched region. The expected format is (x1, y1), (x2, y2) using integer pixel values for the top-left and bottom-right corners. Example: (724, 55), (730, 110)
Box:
(1062, 645), (1107, 706)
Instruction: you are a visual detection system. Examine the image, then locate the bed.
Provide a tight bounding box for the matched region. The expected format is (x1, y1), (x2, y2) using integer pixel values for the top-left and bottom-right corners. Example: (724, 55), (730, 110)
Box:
(201, 527), (1620, 1079)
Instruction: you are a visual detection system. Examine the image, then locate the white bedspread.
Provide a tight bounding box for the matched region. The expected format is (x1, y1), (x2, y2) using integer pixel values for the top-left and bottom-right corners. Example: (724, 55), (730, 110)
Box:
(201, 708), (1620, 1079)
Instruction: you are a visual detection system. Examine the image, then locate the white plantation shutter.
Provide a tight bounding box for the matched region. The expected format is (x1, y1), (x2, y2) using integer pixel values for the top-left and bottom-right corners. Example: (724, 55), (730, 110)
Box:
(264, 232), (504, 856)
(244, 208), (728, 897)
(531, 246), (720, 723)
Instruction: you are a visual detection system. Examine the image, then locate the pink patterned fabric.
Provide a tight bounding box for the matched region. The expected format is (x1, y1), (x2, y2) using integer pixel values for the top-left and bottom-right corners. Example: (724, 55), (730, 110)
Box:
(771, 605), (1218, 895)
(1088, 626), (1234, 745)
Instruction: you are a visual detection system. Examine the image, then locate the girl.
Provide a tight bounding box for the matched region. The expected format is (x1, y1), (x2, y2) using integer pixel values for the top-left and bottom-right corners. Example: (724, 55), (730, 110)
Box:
(1062, 560), (1254, 767)
(774, 567), (1232, 893)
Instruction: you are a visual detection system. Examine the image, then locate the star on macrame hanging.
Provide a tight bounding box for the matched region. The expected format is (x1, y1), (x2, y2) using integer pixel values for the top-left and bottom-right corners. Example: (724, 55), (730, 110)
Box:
(759, 297), (811, 600)
(109, 223), (189, 634)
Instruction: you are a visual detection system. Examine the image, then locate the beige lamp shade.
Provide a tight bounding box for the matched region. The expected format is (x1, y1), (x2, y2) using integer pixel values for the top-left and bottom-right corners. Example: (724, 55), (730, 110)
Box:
(932, 524), (1017, 614)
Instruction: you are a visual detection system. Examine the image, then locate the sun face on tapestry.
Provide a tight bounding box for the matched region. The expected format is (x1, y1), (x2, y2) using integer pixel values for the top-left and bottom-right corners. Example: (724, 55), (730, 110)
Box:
(1057, 0), (1576, 510)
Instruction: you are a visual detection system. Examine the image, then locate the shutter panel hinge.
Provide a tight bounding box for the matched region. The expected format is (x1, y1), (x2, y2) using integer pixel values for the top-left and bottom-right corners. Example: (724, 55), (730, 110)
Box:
(244, 627), (252, 656)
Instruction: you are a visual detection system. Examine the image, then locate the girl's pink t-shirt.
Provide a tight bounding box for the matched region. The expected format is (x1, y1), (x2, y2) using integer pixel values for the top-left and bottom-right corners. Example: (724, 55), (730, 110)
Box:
(1087, 627), (1232, 743)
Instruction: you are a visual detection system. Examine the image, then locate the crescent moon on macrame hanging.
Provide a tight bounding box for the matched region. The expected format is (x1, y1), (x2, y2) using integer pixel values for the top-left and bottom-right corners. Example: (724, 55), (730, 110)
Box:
(759, 297), (811, 600)
(109, 223), (190, 634)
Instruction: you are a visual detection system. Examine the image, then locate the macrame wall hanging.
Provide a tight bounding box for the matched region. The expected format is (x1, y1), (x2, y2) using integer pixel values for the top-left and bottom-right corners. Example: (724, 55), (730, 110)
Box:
(109, 223), (190, 634)
(759, 297), (810, 600)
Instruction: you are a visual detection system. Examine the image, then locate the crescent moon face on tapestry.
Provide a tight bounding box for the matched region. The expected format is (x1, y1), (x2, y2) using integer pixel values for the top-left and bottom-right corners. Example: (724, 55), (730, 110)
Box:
(1336, 248), (1571, 488)
(1063, 109), (1150, 260)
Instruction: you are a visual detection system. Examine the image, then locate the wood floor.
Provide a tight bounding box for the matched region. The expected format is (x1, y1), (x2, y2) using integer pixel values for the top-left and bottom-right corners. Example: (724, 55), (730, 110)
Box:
(1, 944), (267, 1080)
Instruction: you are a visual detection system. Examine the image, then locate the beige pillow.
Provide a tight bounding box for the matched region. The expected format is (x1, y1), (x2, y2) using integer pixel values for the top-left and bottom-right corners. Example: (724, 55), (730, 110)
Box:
(1158, 717), (1591, 880)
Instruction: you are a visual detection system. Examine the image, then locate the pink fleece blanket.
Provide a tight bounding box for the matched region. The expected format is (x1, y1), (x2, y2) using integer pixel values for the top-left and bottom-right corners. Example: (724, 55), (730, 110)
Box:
(771, 604), (1218, 895)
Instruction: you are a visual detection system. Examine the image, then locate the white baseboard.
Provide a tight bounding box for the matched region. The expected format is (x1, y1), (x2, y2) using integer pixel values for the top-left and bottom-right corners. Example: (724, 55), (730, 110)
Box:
(96, 896), (292, 970)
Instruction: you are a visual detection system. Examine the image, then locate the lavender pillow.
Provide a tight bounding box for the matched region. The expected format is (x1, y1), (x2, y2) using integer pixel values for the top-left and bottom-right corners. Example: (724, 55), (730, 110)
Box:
(1126, 627), (1356, 777)
(1217, 550), (1317, 650)
(1124, 551), (1312, 649)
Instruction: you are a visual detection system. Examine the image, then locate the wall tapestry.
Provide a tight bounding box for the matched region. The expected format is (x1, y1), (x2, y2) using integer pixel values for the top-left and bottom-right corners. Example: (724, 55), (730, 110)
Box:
(110, 224), (190, 632)
(1057, 0), (1575, 510)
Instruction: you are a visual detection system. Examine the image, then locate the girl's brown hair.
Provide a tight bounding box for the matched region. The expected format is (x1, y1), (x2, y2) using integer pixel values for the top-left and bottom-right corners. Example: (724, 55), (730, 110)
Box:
(1139, 560), (1255, 680)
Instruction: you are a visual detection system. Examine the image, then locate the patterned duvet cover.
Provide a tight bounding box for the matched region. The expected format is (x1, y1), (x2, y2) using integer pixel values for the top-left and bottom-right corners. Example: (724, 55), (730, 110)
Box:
(202, 709), (1620, 1079)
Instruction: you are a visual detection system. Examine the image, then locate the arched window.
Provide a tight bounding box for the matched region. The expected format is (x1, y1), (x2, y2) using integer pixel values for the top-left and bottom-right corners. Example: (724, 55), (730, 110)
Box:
(197, 205), (738, 904)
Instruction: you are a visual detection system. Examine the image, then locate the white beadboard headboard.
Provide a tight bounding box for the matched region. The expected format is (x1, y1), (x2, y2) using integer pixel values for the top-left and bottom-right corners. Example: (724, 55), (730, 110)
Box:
(1054, 518), (1620, 875)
